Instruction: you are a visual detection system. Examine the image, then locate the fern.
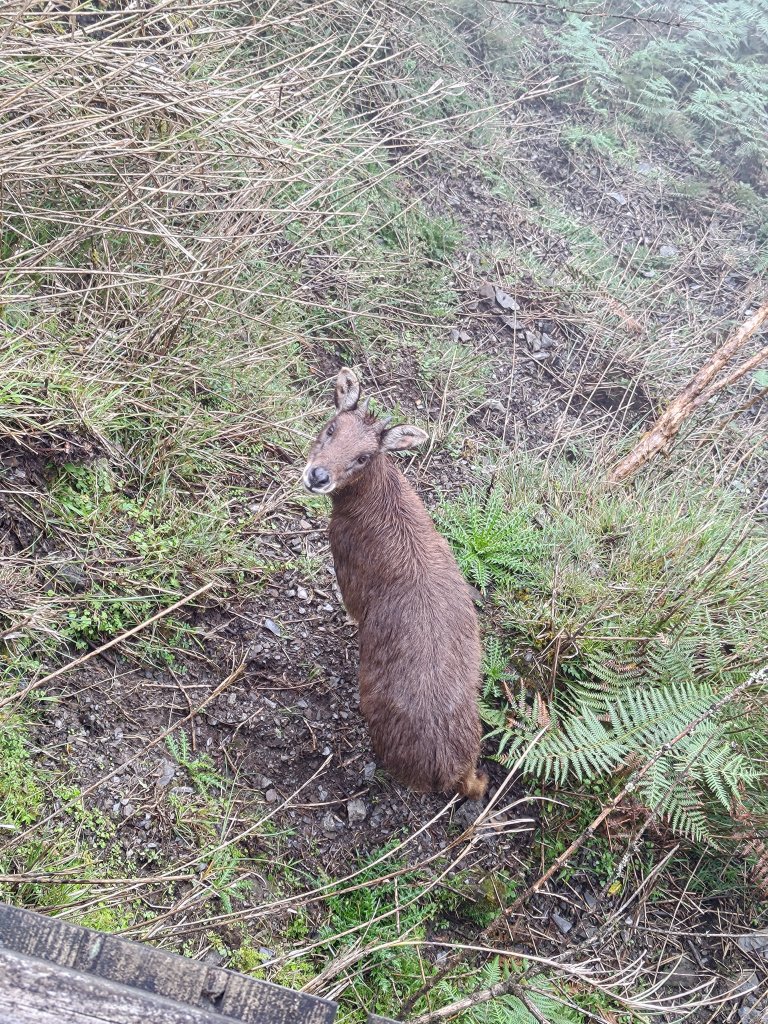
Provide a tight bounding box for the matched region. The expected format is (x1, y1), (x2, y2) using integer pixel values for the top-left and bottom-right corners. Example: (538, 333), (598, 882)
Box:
(433, 957), (585, 1024)
(166, 729), (225, 796)
(457, 458), (768, 846)
(435, 487), (542, 592)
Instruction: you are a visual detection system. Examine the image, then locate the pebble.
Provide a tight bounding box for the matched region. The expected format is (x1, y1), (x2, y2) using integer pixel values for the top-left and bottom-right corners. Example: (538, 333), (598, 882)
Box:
(347, 798), (367, 824)
(551, 912), (573, 934)
(122, 803), (135, 818)
(363, 762), (377, 781)
(321, 811), (344, 832)
(737, 933), (768, 958)
(297, 587), (309, 601)
(265, 789), (279, 803)
(263, 618), (281, 636)
(155, 760), (176, 789)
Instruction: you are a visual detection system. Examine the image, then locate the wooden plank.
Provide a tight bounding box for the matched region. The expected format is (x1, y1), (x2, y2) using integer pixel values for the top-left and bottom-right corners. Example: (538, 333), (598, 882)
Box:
(217, 973), (338, 1024)
(0, 902), (101, 970)
(90, 934), (211, 1005)
(0, 905), (338, 1022)
(0, 945), (244, 1024)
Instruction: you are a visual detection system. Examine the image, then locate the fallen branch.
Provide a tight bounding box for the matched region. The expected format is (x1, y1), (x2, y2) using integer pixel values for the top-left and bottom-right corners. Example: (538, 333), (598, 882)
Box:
(607, 301), (768, 484)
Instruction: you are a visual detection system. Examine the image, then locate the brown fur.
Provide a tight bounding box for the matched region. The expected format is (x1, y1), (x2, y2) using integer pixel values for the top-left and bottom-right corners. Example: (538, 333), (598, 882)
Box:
(302, 370), (487, 800)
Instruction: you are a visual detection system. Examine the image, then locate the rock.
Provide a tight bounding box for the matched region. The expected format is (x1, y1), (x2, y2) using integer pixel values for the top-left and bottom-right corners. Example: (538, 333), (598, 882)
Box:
(659, 244), (678, 258)
(731, 971), (760, 1000)
(263, 618), (281, 637)
(500, 314), (520, 331)
(478, 281), (496, 300)
(265, 788), (279, 803)
(551, 912), (572, 934)
(321, 811), (344, 832)
(155, 760), (176, 789)
(737, 933), (768, 958)
(363, 761), (377, 781)
(453, 799), (484, 830)
(495, 288), (519, 311)
(664, 955), (703, 992)
(582, 891), (597, 910)
(478, 399), (506, 414)
(297, 587), (309, 601)
(347, 799), (367, 824)
(320, 603), (334, 612)
(606, 190), (627, 206)
(122, 803), (135, 818)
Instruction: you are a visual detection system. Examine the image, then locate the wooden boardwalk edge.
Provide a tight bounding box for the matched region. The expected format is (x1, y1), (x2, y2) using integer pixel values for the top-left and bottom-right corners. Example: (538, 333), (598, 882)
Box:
(0, 903), (400, 1024)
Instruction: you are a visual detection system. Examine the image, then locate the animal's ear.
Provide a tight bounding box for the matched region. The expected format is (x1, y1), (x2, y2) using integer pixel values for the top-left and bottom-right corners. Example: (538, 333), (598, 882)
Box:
(380, 424), (429, 452)
(334, 368), (360, 411)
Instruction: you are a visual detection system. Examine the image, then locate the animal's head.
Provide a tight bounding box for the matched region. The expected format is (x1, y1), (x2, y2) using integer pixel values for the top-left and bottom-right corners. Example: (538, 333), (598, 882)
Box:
(302, 368), (428, 495)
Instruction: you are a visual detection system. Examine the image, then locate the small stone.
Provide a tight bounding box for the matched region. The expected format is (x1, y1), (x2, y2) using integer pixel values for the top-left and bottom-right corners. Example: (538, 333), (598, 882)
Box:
(321, 603), (334, 612)
(606, 190), (627, 206)
(363, 762), (377, 781)
(263, 618), (281, 637)
(297, 587), (309, 601)
(495, 288), (519, 311)
(478, 281), (496, 300)
(265, 789), (279, 803)
(737, 933), (768, 958)
(551, 912), (573, 934)
(321, 745), (332, 756)
(299, 519), (312, 530)
(155, 760), (176, 789)
(321, 811), (344, 832)
(347, 798), (367, 824)
(659, 244), (678, 258)
(122, 803), (135, 818)
(113, 727), (123, 741)
(731, 971), (760, 1000)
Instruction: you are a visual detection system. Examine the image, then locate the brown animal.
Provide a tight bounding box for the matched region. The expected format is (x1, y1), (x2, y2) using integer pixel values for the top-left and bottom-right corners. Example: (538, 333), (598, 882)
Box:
(302, 368), (487, 800)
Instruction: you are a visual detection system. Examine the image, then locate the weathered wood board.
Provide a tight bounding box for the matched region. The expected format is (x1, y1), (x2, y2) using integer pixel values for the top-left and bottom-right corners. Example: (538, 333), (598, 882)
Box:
(0, 903), (398, 1024)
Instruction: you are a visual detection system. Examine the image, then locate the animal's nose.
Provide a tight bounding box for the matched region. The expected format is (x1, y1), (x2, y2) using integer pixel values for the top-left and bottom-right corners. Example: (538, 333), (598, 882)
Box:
(308, 466), (330, 489)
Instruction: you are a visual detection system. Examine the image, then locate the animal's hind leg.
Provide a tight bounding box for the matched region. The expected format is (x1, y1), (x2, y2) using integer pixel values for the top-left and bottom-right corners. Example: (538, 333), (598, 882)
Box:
(457, 766), (488, 800)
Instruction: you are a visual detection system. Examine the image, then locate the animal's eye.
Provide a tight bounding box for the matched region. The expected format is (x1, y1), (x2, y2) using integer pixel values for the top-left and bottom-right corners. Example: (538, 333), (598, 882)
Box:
(327, 423), (336, 437)
(357, 454), (369, 465)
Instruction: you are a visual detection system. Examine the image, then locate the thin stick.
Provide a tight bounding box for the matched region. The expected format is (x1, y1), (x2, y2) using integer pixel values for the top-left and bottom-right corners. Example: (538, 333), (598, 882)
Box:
(0, 581), (215, 710)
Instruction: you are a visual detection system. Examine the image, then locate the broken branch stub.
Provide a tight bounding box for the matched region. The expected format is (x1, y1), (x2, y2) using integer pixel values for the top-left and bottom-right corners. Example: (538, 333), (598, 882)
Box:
(607, 300), (768, 485)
